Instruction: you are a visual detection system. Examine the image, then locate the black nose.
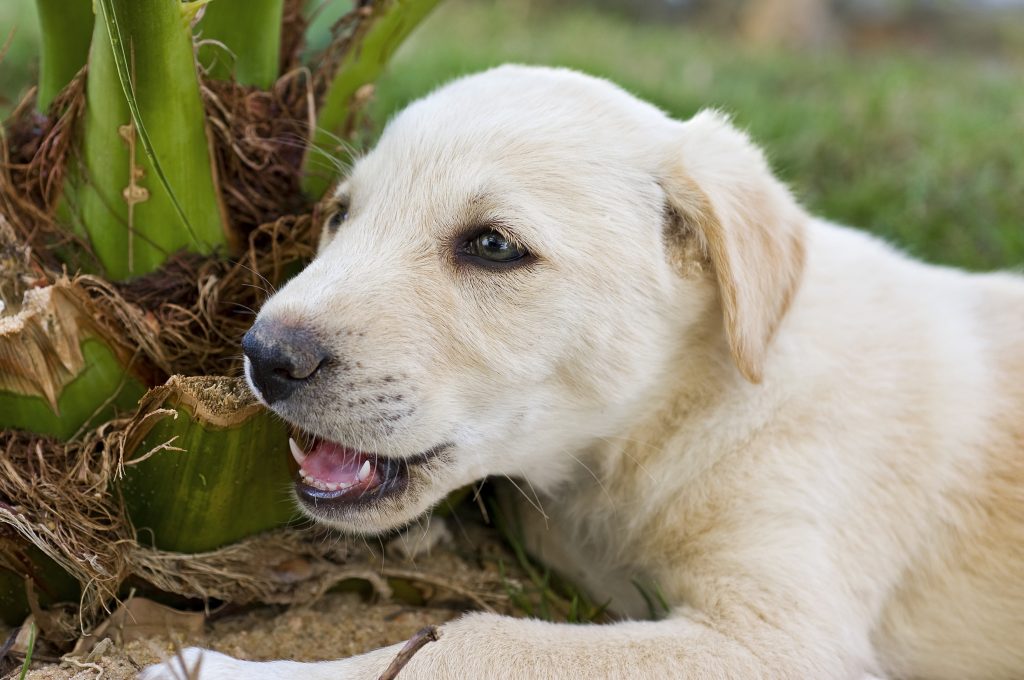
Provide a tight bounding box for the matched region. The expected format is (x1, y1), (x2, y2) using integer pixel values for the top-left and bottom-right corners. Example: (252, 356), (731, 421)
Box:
(242, 320), (330, 404)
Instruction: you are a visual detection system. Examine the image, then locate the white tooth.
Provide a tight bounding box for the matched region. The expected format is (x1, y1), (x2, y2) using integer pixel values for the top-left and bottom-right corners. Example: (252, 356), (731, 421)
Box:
(338, 480), (354, 490)
(357, 460), (371, 482)
(289, 437), (306, 465)
(327, 482), (339, 491)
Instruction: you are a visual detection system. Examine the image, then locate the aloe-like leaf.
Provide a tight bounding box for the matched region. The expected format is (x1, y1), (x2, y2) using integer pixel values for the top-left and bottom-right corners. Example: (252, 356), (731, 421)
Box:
(0, 280), (146, 440)
(72, 0), (230, 280)
(95, 0), (204, 247)
(301, 0), (441, 198)
(33, 0), (94, 111)
(119, 376), (299, 554)
(197, 0), (285, 88)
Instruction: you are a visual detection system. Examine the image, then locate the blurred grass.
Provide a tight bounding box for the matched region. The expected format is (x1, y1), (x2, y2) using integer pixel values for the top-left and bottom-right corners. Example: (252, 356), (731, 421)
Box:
(370, 1), (1024, 271)
(0, 0), (40, 115)
(2, 0), (1022, 270)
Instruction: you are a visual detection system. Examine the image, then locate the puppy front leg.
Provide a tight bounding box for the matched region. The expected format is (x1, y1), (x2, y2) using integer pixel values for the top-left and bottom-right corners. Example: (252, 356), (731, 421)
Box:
(142, 529), (875, 679)
(362, 530), (875, 679)
(140, 614), (753, 680)
(142, 607), (847, 680)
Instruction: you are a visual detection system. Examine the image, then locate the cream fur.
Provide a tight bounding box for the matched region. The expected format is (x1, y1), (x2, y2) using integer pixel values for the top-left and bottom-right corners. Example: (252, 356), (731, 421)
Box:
(141, 65), (1024, 680)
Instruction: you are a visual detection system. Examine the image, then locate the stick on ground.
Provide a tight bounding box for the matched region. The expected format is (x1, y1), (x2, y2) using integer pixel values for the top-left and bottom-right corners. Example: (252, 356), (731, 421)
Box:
(377, 625), (439, 680)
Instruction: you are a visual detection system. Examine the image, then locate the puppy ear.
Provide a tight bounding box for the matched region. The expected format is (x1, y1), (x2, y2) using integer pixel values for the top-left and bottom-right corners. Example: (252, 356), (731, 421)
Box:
(661, 110), (807, 383)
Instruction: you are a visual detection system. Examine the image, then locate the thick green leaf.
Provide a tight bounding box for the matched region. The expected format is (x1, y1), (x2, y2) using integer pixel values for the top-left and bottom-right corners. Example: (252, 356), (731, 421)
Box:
(33, 0), (94, 111)
(0, 339), (145, 440)
(120, 376), (299, 553)
(197, 0), (285, 88)
(0, 281), (146, 440)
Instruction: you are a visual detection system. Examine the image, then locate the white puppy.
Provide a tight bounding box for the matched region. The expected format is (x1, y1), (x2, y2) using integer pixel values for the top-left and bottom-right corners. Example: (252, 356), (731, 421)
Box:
(142, 65), (1024, 679)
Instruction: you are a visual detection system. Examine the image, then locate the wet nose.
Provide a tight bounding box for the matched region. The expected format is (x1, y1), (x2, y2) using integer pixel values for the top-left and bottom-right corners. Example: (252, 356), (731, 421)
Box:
(242, 320), (329, 404)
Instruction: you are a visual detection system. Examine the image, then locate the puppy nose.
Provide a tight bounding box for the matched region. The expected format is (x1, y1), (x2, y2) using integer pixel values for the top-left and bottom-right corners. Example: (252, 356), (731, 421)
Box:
(242, 320), (329, 404)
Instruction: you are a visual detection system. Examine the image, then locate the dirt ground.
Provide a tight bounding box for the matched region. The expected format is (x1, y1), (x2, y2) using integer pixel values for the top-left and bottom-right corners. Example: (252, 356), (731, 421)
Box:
(4, 511), (559, 680)
(24, 592), (459, 679)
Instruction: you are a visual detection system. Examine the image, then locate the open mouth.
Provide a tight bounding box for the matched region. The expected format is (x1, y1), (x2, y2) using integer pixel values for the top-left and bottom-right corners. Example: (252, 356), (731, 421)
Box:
(288, 436), (449, 509)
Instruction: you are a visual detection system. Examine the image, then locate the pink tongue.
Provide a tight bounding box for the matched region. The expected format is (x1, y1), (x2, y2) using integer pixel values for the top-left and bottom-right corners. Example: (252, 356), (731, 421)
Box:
(300, 441), (371, 485)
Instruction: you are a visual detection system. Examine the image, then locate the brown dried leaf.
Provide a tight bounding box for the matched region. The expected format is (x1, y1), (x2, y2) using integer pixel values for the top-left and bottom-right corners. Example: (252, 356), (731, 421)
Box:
(0, 279), (132, 409)
(71, 598), (205, 656)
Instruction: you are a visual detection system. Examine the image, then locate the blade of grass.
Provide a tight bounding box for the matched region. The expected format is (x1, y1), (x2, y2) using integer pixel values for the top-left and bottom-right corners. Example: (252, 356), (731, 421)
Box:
(17, 622), (34, 680)
(631, 578), (659, 620)
(487, 492), (607, 622)
(630, 578), (670, 620)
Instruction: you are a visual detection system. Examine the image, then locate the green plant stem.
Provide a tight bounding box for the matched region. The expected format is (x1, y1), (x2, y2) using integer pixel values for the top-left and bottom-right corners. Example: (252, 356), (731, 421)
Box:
(197, 0), (284, 88)
(301, 0), (441, 198)
(33, 0), (94, 111)
(73, 0), (229, 280)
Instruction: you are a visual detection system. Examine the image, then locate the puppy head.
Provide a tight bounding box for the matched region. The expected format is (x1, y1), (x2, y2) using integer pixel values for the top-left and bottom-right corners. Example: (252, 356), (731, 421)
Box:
(243, 65), (806, 533)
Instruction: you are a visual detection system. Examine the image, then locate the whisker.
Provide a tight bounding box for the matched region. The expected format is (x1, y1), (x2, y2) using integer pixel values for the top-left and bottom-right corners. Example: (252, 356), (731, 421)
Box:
(502, 474), (548, 521)
(563, 448), (614, 506)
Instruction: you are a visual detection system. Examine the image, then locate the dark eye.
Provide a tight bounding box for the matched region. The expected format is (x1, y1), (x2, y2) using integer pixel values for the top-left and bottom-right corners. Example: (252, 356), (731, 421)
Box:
(326, 202), (349, 232)
(462, 229), (529, 264)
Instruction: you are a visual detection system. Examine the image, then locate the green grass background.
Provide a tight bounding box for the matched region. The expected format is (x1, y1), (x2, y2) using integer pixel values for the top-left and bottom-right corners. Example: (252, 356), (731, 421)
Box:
(371, 1), (1024, 271)
(3, 0), (1022, 270)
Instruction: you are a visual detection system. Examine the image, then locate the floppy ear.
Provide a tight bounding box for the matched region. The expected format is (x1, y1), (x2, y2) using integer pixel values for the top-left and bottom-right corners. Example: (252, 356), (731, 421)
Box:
(661, 110), (807, 383)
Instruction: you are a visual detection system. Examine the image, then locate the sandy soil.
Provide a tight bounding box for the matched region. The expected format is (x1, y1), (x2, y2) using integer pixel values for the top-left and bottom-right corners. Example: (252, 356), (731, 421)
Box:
(23, 592), (459, 680)
(4, 513), (549, 680)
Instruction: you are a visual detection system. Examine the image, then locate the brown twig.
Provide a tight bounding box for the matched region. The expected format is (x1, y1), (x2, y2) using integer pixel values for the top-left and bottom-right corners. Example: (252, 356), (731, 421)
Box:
(377, 625), (439, 680)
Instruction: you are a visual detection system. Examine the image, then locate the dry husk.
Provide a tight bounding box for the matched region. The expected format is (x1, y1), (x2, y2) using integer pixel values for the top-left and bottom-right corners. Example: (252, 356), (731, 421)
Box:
(0, 279), (137, 410)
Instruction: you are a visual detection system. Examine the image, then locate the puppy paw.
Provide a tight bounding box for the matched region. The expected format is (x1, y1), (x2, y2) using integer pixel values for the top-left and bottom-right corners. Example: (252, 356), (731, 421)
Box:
(138, 647), (279, 680)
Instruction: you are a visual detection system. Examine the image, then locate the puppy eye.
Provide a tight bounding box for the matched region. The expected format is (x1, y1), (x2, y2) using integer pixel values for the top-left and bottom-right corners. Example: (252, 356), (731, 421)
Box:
(462, 229), (529, 264)
(326, 203), (349, 232)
